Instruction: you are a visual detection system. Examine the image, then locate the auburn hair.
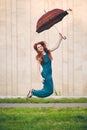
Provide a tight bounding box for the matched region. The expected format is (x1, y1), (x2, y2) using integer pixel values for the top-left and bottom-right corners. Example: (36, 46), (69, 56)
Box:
(34, 41), (53, 63)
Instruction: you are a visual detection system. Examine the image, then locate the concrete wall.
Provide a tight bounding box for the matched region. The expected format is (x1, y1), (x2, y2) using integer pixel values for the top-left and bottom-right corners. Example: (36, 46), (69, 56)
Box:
(0, 0), (87, 97)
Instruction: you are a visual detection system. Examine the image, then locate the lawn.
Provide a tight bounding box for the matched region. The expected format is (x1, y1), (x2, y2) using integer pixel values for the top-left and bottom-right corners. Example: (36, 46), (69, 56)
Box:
(0, 107), (87, 130)
(0, 97), (87, 103)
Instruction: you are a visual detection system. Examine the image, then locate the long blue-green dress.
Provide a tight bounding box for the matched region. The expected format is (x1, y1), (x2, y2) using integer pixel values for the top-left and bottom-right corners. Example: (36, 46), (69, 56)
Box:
(32, 53), (54, 98)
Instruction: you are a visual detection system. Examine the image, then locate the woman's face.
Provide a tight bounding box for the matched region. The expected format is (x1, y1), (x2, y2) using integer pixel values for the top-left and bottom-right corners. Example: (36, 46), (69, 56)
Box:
(37, 44), (44, 52)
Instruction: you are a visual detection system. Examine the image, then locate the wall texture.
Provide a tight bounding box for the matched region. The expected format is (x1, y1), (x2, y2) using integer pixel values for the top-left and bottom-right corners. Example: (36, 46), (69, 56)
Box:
(0, 0), (87, 97)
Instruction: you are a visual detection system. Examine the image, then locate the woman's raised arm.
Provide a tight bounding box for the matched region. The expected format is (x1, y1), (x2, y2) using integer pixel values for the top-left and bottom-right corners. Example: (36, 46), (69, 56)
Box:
(49, 33), (65, 52)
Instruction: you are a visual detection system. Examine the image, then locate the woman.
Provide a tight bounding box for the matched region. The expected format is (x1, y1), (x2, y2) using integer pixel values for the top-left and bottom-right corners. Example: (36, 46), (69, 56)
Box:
(26, 33), (63, 98)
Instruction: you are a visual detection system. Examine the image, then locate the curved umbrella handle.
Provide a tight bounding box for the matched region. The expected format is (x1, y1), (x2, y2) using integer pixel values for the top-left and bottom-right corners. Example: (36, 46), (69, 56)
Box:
(59, 33), (67, 40)
(62, 36), (67, 40)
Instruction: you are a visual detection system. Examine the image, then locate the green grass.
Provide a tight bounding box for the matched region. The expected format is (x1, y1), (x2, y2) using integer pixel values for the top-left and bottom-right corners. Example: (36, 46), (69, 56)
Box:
(0, 107), (87, 130)
(0, 97), (87, 103)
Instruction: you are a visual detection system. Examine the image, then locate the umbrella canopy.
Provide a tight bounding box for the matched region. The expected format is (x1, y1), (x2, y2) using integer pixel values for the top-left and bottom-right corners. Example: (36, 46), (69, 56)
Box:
(36, 8), (69, 33)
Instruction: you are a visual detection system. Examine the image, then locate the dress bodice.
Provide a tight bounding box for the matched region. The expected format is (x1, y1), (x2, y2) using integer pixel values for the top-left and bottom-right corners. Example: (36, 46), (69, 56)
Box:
(41, 53), (52, 78)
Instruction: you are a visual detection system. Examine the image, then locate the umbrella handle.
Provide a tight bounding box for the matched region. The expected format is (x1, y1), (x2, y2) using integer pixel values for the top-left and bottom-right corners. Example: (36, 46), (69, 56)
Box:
(59, 33), (66, 40)
(62, 36), (67, 40)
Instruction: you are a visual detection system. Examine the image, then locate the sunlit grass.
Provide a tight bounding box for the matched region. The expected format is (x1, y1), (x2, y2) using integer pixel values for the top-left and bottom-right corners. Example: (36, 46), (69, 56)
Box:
(0, 97), (87, 103)
(0, 108), (87, 130)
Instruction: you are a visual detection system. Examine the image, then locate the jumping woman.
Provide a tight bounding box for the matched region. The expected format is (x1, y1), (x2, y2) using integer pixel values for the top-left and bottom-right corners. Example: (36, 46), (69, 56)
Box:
(26, 33), (64, 98)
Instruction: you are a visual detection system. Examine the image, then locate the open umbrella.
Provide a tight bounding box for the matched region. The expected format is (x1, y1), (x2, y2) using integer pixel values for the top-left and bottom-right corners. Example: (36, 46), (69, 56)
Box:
(36, 8), (72, 33)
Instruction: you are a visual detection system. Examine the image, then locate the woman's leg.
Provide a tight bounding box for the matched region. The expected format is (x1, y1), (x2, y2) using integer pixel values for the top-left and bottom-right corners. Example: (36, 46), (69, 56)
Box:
(32, 78), (54, 98)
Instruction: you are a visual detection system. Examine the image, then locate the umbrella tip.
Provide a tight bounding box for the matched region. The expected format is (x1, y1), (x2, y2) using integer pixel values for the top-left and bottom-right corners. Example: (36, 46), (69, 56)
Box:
(68, 8), (72, 12)
(44, 9), (46, 13)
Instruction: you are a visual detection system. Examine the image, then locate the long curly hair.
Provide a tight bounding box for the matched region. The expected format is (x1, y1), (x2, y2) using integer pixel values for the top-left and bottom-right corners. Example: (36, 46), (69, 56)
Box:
(34, 41), (53, 63)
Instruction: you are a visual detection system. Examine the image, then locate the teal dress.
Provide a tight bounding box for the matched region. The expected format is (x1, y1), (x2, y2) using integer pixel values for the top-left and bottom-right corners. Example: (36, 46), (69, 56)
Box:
(32, 53), (54, 98)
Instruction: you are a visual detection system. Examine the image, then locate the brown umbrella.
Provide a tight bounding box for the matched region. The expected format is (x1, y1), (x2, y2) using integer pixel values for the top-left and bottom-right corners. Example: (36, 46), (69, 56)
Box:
(36, 8), (72, 33)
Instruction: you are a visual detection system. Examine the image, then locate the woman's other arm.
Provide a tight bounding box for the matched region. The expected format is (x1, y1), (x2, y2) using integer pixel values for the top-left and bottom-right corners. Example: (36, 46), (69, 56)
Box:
(37, 61), (45, 83)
